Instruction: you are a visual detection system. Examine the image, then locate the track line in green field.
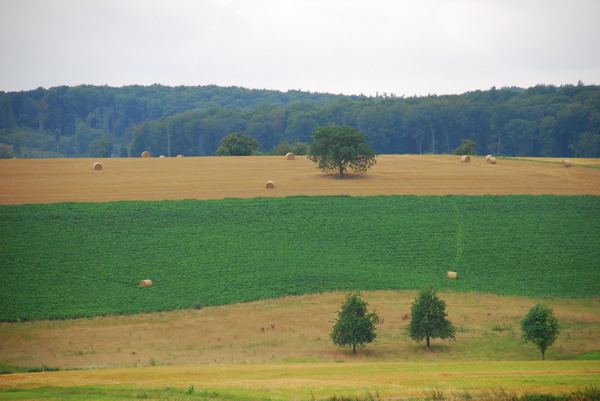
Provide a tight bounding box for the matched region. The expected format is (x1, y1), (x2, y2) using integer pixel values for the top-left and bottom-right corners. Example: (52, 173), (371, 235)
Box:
(450, 196), (465, 272)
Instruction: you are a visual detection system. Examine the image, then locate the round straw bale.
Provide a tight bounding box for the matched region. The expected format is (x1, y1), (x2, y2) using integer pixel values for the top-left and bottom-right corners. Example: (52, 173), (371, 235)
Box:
(266, 180), (275, 189)
(93, 162), (103, 170)
(139, 279), (153, 287)
(487, 156), (497, 164)
(562, 159), (571, 167)
(447, 271), (458, 279)
(286, 152), (295, 160)
(485, 154), (493, 161)
(141, 151), (151, 158)
(177, 155), (185, 157)
(460, 155), (471, 163)
(159, 155), (166, 158)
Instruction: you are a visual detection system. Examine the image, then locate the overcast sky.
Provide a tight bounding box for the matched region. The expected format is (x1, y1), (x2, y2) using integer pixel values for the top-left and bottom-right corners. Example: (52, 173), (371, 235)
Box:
(1, 0), (599, 96)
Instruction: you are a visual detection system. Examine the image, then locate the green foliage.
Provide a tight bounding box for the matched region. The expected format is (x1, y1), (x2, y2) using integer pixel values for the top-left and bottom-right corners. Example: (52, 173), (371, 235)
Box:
(0, 385), (227, 400)
(308, 126), (376, 177)
(0, 144), (14, 158)
(569, 132), (600, 158)
(271, 141), (310, 156)
(328, 392), (381, 401)
(1, 195), (599, 321)
(88, 134), (115, 158)
(271, 141), (293, 155)
(577, 385), (600, 400)
(0, 363), (60, 375)
(451, 139), (477, 155)
(1, 385), (598, 401)
(2, 84), (600, 158)
(569, 350), (600, 360)
(408, 287), (456, 347)
(75, 121), (106, 156)
(0, 127), (59, 158)
(330, 293), (379, 353)
(291, 141), (309, 155)
(215, 133), (261, 156)
(521, 304), (560, 360)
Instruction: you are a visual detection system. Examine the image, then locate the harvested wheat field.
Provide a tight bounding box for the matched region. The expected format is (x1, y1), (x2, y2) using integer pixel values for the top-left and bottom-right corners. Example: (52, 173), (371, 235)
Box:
(1, 155), (599, 205)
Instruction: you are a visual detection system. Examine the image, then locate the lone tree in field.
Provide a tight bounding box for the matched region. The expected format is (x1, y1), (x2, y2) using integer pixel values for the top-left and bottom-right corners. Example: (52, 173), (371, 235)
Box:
(521, 304), (560, 360)
(308, 126), (376, 177)
(408, 287), (456, 348)
(331, 292), (379, 354)
(216, 133), (261, 156)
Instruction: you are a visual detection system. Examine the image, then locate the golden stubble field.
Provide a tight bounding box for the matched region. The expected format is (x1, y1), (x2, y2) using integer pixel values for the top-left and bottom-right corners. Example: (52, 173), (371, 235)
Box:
(1, 154), (600, 205)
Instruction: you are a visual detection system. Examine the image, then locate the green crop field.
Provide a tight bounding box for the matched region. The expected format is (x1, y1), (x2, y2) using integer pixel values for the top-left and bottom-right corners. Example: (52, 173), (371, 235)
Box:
(1, 195), (599, 321)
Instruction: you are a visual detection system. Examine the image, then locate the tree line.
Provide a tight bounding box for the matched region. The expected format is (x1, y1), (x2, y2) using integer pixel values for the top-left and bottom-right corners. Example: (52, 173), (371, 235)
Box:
(1, 83), (598, 158)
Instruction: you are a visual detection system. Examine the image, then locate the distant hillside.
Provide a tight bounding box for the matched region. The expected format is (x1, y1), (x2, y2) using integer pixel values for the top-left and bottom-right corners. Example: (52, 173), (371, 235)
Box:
(0, 85), (340, 158)
(0, 83), (598, 158)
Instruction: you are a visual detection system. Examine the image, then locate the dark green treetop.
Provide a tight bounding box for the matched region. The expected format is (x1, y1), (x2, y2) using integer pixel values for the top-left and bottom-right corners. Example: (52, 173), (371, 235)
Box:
(215, 133), (261, 156)
(330, 292), (379, 354)
(451, 139), (477, 155)
(521, 304), (560, 360)
(408, 287), (456, 348)
(308, 126), (376, 177)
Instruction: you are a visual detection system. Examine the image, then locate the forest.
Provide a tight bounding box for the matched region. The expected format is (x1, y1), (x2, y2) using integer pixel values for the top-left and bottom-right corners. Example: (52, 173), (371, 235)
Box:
(0, 83), (598, 158)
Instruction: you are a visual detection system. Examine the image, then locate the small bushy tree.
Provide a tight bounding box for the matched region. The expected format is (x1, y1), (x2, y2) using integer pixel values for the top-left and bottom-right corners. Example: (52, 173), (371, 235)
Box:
(291, 141), (309, 155)
(330, 292), (379, 353)
(0, 144), (14, 159)
(88, 133), (115, 157)
(271, 141), (292, 155)
(216, 133), (261, 156)
(521, 304), (560, 360)
(451, 139), (477, 155)
(271, 141), (309, 156)
(408, 287), (456, 348)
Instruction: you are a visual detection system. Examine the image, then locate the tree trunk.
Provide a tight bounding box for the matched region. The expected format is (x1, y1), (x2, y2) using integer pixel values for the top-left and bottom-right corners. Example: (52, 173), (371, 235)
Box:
(443, 125), (450, 154)
(426, 337), (430, 348)
(167, 123), (171, 157)
(497, 131), (502, 156)
(352, 344), (356, 354)
(430, 123), (435, 154)
(541, 349), (545, 360)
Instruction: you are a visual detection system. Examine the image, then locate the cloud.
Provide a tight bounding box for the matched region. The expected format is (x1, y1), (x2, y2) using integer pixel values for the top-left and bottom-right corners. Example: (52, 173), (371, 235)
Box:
(1, 0), (598, 95)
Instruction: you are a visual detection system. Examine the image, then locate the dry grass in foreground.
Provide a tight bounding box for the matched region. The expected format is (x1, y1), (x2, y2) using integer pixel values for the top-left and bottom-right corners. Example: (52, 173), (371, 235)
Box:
(1, 155), (600, 205)
(0, 291), (598, 369)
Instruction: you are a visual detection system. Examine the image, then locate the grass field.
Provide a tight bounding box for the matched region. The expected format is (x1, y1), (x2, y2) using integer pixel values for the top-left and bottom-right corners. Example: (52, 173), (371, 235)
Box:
(1, 195), (599, 321)
(1, 360), (599, 401)
(1, 291), (598, 369)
